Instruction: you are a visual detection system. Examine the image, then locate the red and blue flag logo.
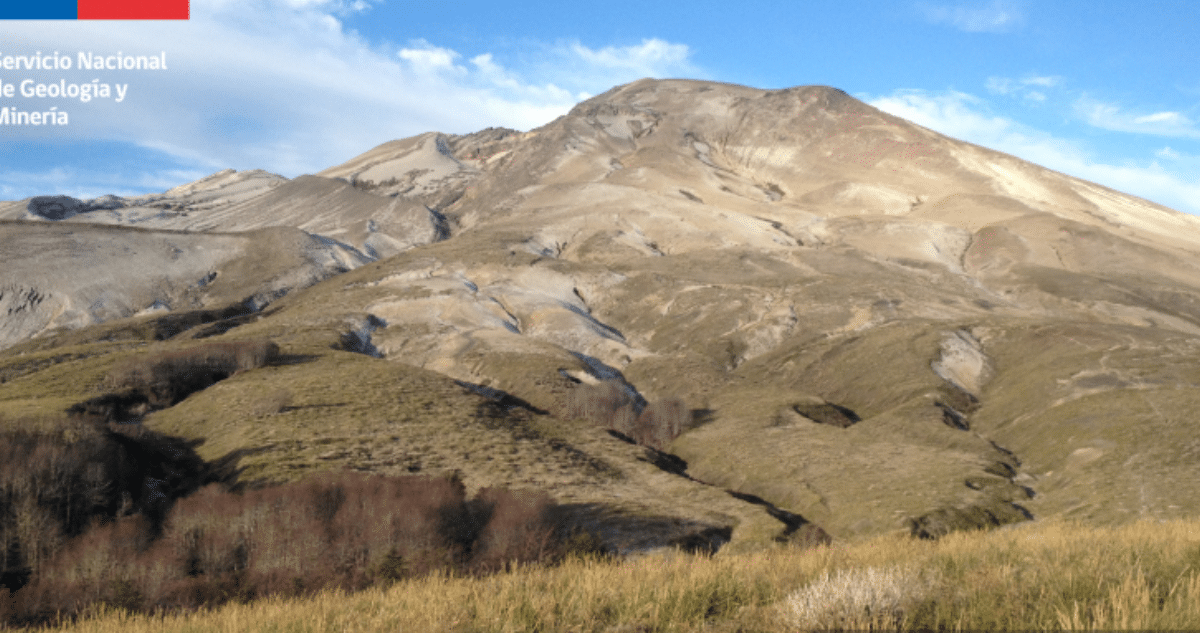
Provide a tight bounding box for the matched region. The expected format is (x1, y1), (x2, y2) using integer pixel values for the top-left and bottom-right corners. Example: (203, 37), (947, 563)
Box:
(2, 1), (189, 19)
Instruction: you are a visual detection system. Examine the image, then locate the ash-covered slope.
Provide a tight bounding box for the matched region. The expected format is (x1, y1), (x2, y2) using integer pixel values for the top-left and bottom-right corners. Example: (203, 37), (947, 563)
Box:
(4, 78), (1200, 553)
(0, 135), (503, 349)
(0, 221), (367, 349)
(450, 78), (1200, 256)
(0, 128), (530, 260)
(0, 169), (445, 261)
(344, 79), (1200, 389)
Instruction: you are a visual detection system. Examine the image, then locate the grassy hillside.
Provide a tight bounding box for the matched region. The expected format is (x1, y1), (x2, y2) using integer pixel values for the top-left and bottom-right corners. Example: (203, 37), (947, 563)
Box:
(0, 302), (786, 559)
(16, 514), (1200, 632)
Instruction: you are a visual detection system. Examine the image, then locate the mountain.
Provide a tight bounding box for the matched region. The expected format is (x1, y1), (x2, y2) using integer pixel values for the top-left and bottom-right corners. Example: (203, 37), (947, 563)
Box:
(3, 78), (1200, 554)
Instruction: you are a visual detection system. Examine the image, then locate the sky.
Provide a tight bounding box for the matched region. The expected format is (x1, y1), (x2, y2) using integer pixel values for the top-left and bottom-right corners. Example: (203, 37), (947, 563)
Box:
(0, 0), (1197, 214)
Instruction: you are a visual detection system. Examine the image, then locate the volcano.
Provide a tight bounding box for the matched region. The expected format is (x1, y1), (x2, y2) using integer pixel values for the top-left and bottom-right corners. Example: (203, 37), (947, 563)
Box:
(4, 78), (1200, 553)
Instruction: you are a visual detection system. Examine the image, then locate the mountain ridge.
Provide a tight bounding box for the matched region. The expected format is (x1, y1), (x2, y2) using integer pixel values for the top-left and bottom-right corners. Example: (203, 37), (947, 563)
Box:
(3, 78), (1199, 554)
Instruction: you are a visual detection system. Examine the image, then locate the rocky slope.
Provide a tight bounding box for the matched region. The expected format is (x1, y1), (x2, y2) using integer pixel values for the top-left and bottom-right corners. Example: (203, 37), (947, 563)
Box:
(0, 220), (368, 350)
(3, 78), (1199, 554)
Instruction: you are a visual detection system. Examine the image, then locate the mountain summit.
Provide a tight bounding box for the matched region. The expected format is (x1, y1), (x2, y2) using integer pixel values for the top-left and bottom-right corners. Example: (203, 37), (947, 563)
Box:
(3, 79), (1200, 552)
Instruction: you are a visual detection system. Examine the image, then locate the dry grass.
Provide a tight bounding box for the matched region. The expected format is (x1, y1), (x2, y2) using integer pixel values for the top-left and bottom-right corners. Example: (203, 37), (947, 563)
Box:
(249, 389), (292, 417)
(11, 513), (1197, 632)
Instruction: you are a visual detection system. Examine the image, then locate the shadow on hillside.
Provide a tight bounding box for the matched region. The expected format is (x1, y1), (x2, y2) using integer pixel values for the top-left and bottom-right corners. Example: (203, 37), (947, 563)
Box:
(552, 502), (733, 556)
(67, 339), (302, 424)
(688, 408), (718, 430)
(271, 353), (322, 366)
(635, 444), (689, 476)
(456, 380), (549, 415)
(906, 500), (1035, 540)
(271, 402), (350, 414)
(152, 304), (282, 340)
(726, 489), (832, 546)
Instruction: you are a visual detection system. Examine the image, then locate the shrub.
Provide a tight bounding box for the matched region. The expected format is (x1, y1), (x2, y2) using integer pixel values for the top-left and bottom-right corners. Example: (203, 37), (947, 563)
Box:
(784, 565), (937, 631)
(104, 340), (280, 408)
(468, 488), (557, 572)
(554, 526), (611, 561)
(369, 548), (407, 585)
(633, 398), (688, 451)
(3, 468), (576, 626)
(148, 304), (256, 341)
(7, 499), (62, 581)
(566, 382), (687, 450)
(155, 470), (505, 599)
(0, 588), (11, 623)
(1, 422), (112, 587)
(0, 416), (233, 601)
(315, 471), (468, 584)
(13, 515), (158, 619)
(565, 381), (636, 433)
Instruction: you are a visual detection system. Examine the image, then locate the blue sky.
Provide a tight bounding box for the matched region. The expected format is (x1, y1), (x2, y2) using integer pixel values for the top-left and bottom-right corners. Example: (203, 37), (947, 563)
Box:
(0, 0), (1197, 214)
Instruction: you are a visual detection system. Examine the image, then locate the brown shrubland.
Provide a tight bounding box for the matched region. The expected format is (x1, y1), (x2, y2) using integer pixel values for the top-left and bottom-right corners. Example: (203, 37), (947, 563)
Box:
(468, 487), (557, 572)
(8, 515), (1200, 632)
(566, 381), (686, 451)
(1, 461), (580, 627)
(0, 415), (232, 614)
(633, 397), (689, 451)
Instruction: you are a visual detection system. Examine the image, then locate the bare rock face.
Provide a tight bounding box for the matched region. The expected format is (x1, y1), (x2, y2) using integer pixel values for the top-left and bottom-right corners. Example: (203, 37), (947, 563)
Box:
(5, 79), (1200, 554)
(25, 194), (128, 220)
(26, 195), (88, 220)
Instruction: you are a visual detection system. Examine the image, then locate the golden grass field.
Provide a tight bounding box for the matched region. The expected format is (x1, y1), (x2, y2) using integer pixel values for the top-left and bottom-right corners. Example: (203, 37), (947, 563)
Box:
(18, 513), (1200, 632)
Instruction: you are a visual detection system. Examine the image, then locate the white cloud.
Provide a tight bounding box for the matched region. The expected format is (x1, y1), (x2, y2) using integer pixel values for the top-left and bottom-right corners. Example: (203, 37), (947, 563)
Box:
(525, 38), (701, 100)
(985, 77), (1015, 95)
(1134, 111), (1190, 125)
(867, 89), (1200, 215)
(569, 38), (692, 75)
(398, 40), (465, 75)
(1076, 97), (1200, 139)
(917, 1), (1024, 33)
(986, 75), (1061, 102)
(1157, 146), (1181, 159)
(0, 164), (206, 200)
(1023, 75), (1059, 88)
(0, 1), (698, 194)
(870, 89), (1014, 141)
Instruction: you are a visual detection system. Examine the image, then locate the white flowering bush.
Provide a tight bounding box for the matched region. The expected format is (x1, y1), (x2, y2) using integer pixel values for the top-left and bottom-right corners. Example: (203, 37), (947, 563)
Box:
(784, 564), (936, 631)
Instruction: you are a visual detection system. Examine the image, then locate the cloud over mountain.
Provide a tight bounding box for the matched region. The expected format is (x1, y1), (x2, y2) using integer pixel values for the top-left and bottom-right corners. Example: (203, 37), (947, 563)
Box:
(0, 1), (698, 187)
(868, 88), (1200, 215)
